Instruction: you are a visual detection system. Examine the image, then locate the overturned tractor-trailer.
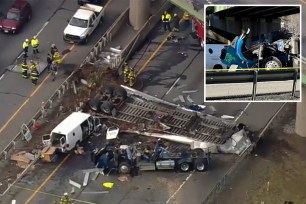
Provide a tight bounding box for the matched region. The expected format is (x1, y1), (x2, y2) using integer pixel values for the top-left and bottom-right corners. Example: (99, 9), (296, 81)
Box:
(87, 84), (253, 155)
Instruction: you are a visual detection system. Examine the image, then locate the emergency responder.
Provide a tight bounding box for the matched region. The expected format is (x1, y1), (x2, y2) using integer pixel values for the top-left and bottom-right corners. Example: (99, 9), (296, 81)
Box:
(182, 11), (190, 25)
(123, 62), (130, 83)
(22, 39), (29, 57)
(172, 13), (180, 32)
(30, 60), (39, 85)
(31, 35), (39, 54)
(60, 192), (72, 204)
(21, 60), (28, 79)
(51, 44), (59, 56)
(161, 11), (171, 32)
(53, 51), (62, 64)
(50, 61), (58, 81)
(128, 67), (135, 87)
(46, 53), (52, 72)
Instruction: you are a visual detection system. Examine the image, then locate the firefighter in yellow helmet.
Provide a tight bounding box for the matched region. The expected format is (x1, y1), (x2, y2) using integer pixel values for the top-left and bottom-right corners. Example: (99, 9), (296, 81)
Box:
(60, 192), (72, 204)
(22, 39), (29, 57)
(123, 62), (130, 83)
(161, 11), (172, 32)
(183, 11), (190, 25)
(53, 51), (62, 64)
(21, 59), (28, 79)
(31, 35), (39, 54)
(30, 60), (39, 85)
(128, 67), (135, 87)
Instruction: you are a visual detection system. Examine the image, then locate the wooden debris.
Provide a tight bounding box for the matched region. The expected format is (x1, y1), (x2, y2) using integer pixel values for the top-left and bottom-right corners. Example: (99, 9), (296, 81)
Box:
(74, 147), (85, 155)
(117, 175), (129, 182)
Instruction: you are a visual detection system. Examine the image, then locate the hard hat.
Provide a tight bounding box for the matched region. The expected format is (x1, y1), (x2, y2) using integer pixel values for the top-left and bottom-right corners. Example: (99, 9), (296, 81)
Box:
(124, 62), (128, 65)
(51, 44), (56, 48)
(64, 192), (68, 196)
(25, 39), (29, 42)
(33, 35), (37, 39)
(174, 13), (177, 17)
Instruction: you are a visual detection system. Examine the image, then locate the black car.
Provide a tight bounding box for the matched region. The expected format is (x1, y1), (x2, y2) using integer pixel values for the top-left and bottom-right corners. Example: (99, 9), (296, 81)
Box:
(78, 0), (104, 6)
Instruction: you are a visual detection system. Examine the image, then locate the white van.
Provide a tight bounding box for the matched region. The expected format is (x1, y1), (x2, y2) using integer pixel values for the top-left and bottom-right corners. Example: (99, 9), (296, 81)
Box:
(42, 112), (101, 153)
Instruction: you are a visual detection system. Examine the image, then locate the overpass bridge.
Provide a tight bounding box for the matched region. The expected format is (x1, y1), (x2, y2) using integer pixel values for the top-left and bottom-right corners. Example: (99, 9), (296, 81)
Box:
(208, 6), (300, 45)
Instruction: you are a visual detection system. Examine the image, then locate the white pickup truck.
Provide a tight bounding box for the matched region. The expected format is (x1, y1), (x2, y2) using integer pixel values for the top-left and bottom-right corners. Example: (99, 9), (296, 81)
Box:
(63, 3), (103, 44)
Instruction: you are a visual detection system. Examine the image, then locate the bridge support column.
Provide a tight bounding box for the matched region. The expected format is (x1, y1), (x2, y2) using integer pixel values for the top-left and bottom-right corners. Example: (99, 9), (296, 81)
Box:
(295, 85), (306, 137)
(129, 0), (151, 30)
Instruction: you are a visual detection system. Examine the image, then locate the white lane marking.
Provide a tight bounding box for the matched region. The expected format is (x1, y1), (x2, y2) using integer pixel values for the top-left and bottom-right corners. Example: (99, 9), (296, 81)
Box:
(0, 74), (4, 80)
(166, 172), (193, 203)
(166, 77), (181, 95)
(12, 65), (17, 70)
(235, 102), (251, 122)
(37, 21), (49, 36)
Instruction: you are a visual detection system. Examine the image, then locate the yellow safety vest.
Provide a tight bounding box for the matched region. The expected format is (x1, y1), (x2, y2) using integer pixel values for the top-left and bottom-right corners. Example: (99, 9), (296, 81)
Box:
(21, 63), (28, 71)
(31, 70), (39, 80)
(23, 41), (29, 49)
(53, 52), (63, 64)
(31, 38), (39, 47)
(161, 13), (171, 22)
(183, 12), (190, 21)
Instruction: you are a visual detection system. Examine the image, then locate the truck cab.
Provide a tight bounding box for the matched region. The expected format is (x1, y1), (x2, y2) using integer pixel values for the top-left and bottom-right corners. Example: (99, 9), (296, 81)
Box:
(63, 4), (103, 44)
(42, 112), (101, 153)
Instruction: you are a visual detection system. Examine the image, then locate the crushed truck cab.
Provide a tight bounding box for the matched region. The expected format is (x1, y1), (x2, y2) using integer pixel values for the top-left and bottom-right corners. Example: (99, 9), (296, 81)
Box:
(63, 3), (103, 44)
(42, 112), (101, 153)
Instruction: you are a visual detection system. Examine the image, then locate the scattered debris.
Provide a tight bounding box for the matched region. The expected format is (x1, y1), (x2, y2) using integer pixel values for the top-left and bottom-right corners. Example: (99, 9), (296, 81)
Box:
(186, 95), (194, 103)
(118, 175), (129, 182)
(74, 146), (86, 155)
(41, 146), (57, 163)
(205, 105), (217, 115)
(172, 97), (179, 102)
(71, 186), (75, 194)
(103, 182), (114, 189)
(11, 151), (31, 169)
(182, 90), (198, 94)
(221, 115), (235, 119)
(106, 126), (120, 140)
(25, 153), (35, 161)
(83, 172), (90, 186)
(178, 95), (185, 103)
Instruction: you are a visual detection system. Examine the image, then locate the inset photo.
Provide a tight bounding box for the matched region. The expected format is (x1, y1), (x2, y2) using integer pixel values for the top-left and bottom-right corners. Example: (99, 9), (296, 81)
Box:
(204, 5), (301, 102)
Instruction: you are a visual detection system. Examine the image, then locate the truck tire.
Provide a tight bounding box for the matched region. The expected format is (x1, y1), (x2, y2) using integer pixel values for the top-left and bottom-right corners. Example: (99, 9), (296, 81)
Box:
(262, 56), (282, 68)
(100, 85), (114, 98)
(118, 162), (131, 174)
(194, 158), (208, 172)
(113, 86), (127, 102)
(100, 101), (114, 115)
(179, 162), (191, 172)
(88, 98), (100, 112)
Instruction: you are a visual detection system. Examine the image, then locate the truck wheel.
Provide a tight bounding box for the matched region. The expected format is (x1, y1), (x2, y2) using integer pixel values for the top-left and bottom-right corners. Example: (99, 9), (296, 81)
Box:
(100, 101), (114, 115)
(83, 36), (88, 44)
(118, 162), (131, 174)
(262, 56), (282, 68)
(113, 86), (127, 102)
(179, 162), (191, 172)
(194, 158), (208, 172)
(88, 98), (100, 112)
(100, 85), (114, 99)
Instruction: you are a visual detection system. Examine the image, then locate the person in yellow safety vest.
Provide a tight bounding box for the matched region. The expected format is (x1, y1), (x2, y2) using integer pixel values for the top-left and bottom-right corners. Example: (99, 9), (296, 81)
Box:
(53, 51), (62, 64)
(183, 11), (190, 25)
(128, 68), (135, 87)
(30, 60), (39, 85)
(31, 35), (39, 54)
(161, 11), (171, 32)
(123, 62), (130, 83)
(21, 60), (28, 79)
(60, 192), (72, 204)
(22, 39), (29, 57)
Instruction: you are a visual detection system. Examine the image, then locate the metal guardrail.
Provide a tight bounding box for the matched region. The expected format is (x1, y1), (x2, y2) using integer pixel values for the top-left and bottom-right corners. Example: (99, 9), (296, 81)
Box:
(206, 68), (300, 100)
(202, 102), (287, 204)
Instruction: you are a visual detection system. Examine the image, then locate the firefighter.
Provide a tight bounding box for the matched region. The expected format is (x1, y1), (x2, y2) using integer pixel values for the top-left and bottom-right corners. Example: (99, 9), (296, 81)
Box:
(60, 192), (72, 204)
(46, 53), (53, 72)
(22, 39), (29, 57)
(53, 51), (62, 64)
(51, 44), (59, 56)
(31, 35), (39, 54)
(172, 13), (180, 32)
(182, 11), (190, 25)
(161, 11), (171, 32)
(30, 60), (39, 85)
(50, 61), (58, 81)
(21, 60), (28, 79)
(123, 62), (130, 83)
(128, 67), (135, 87)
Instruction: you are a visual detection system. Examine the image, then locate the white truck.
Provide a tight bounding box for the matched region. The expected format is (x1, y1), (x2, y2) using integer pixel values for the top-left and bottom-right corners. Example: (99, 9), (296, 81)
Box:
(42, 112), (101, 153)
(63, 3), (103, 44)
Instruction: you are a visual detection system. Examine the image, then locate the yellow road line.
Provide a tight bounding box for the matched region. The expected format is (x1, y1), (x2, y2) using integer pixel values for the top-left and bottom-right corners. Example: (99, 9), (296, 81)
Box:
(0, 44), (75, 134)
(24, 153), (71, 204)
(14, 184), (96, 204)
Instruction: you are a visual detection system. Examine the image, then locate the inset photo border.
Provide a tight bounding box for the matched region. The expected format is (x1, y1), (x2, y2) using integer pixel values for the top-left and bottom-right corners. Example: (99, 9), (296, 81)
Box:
(204, 5), (302, 102)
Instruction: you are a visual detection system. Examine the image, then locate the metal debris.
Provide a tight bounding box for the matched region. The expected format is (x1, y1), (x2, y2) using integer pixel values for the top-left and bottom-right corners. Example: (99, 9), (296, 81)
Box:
(186, 95), (194, 103)
(178, 95), (185, 103)
(83, 172), (90, 186)
(172, 97), (179, 102)
(182, 90), (198, 94)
